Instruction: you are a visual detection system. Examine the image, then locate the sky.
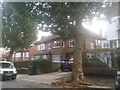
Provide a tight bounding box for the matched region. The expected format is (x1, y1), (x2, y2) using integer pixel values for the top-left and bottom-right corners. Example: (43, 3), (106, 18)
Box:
(0, 17), (107, 54)
(82, 17), (107, 37)
(37, 31), (51, 41)
(37, 17), (107, 40)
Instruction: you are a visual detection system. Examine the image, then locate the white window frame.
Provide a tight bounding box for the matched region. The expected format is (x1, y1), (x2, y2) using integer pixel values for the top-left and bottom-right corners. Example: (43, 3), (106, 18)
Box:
(16, 53), (21, 57)
(48, 43), (52, 49)
(103, 43), (110, 48)
(52, 41), (60, 48)
(69, 39), (75, 47)
(38, 45), (41, 50)
(26, 52), (29, 57)
(38, 43), (46, 51)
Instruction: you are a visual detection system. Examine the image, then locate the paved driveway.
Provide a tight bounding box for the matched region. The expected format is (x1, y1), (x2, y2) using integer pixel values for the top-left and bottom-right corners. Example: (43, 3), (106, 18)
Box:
(1, 72), (71, 88)
(17, 72), (71, 84)
(1, 71), (115, 89)
(17, 72), (115, 89)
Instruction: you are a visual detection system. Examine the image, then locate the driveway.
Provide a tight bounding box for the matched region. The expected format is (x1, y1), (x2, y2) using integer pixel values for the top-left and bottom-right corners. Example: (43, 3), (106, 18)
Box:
(17, 71), (71, 84)
(1, 71), (115, 89)
(1, 71), (71, 88)
(17, 71), (115, 89)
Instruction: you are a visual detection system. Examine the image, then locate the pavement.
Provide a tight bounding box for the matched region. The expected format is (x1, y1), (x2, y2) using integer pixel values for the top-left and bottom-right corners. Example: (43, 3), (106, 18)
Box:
(16, 71), (114, 89)
(17, 71), (72, 84)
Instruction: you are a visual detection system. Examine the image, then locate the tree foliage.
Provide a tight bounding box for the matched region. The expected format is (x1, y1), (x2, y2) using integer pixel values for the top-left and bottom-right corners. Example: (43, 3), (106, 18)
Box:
(35, 2), (117, 37)
(32, 2), (117, 81)
(2, 2), (38, 51)
(2, 2), (118, 81)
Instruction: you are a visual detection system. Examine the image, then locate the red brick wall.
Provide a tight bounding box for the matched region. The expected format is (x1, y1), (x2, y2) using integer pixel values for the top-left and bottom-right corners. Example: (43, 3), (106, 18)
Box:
(36, 38), (96, 55)
(29, 45), (38, 59)
(12, 51), (30, 62)
(29, 37), (101, 61)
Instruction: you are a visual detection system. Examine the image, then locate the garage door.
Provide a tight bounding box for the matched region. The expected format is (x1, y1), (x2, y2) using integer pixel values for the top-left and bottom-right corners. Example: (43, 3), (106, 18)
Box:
(52, 54), (61, 62)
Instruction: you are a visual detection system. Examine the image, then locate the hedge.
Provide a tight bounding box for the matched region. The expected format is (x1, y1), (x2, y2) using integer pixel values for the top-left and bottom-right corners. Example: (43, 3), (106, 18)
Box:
(83, 68), (117, 77)
(28, 58), (52, 75)
(14, 61), (29, 68)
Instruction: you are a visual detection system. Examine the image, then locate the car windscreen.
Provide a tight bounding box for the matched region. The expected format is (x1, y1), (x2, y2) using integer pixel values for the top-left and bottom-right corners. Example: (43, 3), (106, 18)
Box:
(0, 63), (14, 69)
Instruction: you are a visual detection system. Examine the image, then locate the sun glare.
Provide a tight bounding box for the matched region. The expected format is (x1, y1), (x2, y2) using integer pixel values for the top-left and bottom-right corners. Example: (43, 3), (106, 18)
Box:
(82, 17), (107, 37)
(37, 31), (51, 41)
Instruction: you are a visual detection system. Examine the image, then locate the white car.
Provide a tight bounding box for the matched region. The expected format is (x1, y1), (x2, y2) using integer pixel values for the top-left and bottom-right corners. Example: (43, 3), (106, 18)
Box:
(0, 61), (17, 80)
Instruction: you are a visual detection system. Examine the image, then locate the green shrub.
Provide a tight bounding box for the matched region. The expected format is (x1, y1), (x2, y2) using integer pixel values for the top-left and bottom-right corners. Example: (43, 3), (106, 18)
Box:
(83, 60), (108, 68)
(83, 68), (117, 77)
(52, 62), (60, 72)
(14, 61), (29, 68)
(28, 58), (52, 75)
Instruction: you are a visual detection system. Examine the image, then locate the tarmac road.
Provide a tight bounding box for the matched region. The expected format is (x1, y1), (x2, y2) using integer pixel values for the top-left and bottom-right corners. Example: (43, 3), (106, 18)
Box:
(1, 78), (36, 88)
(1, 72), (70, 89)
(0, 72), (115, 89)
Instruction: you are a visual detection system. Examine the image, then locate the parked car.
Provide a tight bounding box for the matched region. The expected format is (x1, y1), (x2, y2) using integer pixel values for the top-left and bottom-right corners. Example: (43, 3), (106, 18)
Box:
(0, 60), (17, 80)
(115, 71), (120, 90)
(60, 58), (73, 71)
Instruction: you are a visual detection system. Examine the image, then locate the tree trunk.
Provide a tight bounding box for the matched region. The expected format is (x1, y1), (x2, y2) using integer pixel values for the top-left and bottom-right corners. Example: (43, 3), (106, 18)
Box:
(7, 51), (13, 61)
(72, 27), (85, 82)
(21, 50), (23, 61)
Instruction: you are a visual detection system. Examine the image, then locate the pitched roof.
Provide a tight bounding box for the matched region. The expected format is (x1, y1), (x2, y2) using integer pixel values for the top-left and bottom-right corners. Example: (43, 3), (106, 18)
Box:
(34, 35), (61, 44)
(34, 30), (105, 44)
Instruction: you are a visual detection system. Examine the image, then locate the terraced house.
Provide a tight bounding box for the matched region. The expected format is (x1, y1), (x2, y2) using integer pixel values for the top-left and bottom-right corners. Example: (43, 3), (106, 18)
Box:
(31, 33), (103, 63)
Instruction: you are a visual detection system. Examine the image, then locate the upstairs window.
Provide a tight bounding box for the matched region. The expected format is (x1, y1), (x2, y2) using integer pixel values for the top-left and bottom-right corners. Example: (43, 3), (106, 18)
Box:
(38, 43), (45, 51)
(69, 39), (75, 47)
(38, 45), (40, 50)
(48, 43), (52, 49)
(26, 52), (29, 57)
(52, 41), (60, 48)
(16, 53), (21, 57)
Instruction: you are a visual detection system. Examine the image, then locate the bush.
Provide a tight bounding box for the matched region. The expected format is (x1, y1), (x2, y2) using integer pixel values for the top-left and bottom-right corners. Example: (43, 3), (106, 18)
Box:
(52, 62), (60, 72)
(17, 68), (28, 74)
(83, 60), (108, 68)
(14, 61), (29, 74)
(28, 58), (52, 75)
(83, 68), (117, 77)
(14, 61), (29, 68)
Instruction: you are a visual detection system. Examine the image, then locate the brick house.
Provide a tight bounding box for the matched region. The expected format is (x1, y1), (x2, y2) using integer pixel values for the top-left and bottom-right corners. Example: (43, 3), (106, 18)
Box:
(11, 49), (29, 62)
(32, 33), (103, 62)
(11, 32), (103, 62)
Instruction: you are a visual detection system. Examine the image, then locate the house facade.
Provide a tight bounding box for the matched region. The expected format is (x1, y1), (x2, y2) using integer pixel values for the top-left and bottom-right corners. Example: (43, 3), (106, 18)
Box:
(101, 16), (120, 48)
(11, 50), (29, 62)
(32, 34), (102, 62)
(11, 32), (103, 62)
